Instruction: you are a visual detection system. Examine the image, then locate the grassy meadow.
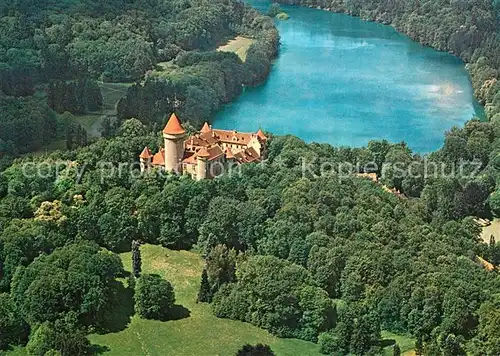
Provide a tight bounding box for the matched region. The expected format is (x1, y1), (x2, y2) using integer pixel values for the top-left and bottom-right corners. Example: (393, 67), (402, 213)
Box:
(217, 36), (255, 62)
(73, 82), (133, 138)
(88, 244), (322, 356)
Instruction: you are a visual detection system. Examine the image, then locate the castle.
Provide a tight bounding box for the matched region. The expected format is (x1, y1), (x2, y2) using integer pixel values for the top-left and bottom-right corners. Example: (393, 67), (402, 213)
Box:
(139, 113), (267, 180)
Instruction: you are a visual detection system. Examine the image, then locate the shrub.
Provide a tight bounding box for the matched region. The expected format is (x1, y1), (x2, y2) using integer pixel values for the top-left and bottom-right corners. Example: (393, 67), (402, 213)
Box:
(26, 320), (89, 356)
(318, 332), (337, 354)
(276, 12), (290, 21)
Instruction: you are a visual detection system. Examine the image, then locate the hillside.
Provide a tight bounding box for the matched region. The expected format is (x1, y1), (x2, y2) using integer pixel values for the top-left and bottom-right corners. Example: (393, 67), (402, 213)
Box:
(1, 125), (499, 355)
(0, 0), (279, 156)
(89, 244), (322, 356)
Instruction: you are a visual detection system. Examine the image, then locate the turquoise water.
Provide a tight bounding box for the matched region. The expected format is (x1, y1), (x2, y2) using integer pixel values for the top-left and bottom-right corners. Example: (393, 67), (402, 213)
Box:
(214, 1), (483, 153)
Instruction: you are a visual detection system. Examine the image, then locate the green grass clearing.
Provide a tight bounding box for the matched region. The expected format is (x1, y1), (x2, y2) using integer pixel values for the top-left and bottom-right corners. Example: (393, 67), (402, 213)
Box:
(217, 36), (255, 62)
(88, 244), (322, 356)
(481, 218), (500, 243)
(72, 82), (133, 138)
(72, 113), (106, 138)
(98, 82), (133, 115)
(381, 331), (416, 356)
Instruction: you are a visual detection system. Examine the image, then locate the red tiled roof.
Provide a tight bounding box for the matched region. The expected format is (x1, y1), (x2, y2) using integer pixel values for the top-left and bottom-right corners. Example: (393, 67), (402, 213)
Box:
(148, 123), (265, 173)
(152, 149), (165, 166)
(211, 129), (256, 146)
(185, 135), (212, 149)
(139, 146), (153, 159)
(182, 153), (197, 164)
(234, 147), (260, 164)
(163, 113), (185, 135)
(257, 129), (267, 141)
(207, 146), (224, 161)
(225, 146), (234, 159)
(197, 147), (210, 158)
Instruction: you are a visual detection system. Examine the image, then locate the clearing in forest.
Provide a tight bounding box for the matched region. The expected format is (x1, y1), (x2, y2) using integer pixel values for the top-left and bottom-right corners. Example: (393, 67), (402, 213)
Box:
(8, 244), (415, 355)
(88, 244), (322, 356)
(480, 218), (500, 243)
(217, 36), (255, 62)
(73, 82), (133, 138)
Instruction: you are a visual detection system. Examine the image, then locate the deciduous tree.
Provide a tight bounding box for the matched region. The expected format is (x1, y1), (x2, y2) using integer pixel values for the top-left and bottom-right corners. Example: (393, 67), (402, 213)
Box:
(134, 274), (175, 320)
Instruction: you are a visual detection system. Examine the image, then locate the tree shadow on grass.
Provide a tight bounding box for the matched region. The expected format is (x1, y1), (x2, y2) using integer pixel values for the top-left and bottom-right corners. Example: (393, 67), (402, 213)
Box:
(95, 280), (135, 334)
(381, 338), (396, 348)
(89, 344), (111, 355)
(159, 304), (191, 322)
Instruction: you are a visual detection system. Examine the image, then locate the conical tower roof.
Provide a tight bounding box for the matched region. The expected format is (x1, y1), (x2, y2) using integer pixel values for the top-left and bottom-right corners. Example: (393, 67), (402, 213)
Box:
(256, 129), (267, 141)
(139, 146), (153, 159)
(163, 113), (186, 135)
(201, 122), (211, 133)
(197, 147), (210, 158)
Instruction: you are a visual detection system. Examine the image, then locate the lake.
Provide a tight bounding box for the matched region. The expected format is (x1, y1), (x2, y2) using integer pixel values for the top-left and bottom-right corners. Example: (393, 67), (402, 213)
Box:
(214, 0), (484, 153)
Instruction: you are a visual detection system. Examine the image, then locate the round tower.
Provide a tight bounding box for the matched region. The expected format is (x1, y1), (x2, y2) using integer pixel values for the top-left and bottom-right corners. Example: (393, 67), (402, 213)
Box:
(196, 147), (210, 181)
(162, 113), (186, 173)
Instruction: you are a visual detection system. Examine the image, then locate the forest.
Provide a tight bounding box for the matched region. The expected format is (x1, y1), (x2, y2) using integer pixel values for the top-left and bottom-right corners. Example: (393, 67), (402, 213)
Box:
(0, 117), (500, 355)
(1, 0), (500, 355)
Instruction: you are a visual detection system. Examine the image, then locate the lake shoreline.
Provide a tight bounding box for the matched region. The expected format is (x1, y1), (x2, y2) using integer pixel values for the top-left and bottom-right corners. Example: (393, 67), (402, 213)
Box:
(215, 1), (481, 153)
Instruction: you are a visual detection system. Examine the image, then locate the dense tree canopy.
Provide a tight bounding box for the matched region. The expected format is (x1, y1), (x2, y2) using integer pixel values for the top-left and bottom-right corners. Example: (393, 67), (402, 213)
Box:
(11, 241), (122, 326)
(0, 96), (57, 153)
(0, 119), (499, 353)
(1, 1), (500, 354)
(213, 255), (336, 341)
(116, 7), (279, 129)
(0, 0), (252, 84)
(0, 0), (279, 153)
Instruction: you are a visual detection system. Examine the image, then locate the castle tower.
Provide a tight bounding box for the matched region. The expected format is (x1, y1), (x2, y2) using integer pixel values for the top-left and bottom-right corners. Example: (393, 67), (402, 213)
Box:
(196, 147), (210, 181)
(139, 146), (153, 173)
(256, 129), (267, 142)
(200, 122), (211, 133)
(162, 113), (186, 173)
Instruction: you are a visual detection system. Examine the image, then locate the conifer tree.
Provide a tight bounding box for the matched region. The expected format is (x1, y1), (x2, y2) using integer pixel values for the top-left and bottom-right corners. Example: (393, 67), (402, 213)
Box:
(132, 240), (142, 278)
(393, 343), (401, 356)
(489, 235), (499, 265)
(197, 269), (212, 303)
(415, 336), (423, 356)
